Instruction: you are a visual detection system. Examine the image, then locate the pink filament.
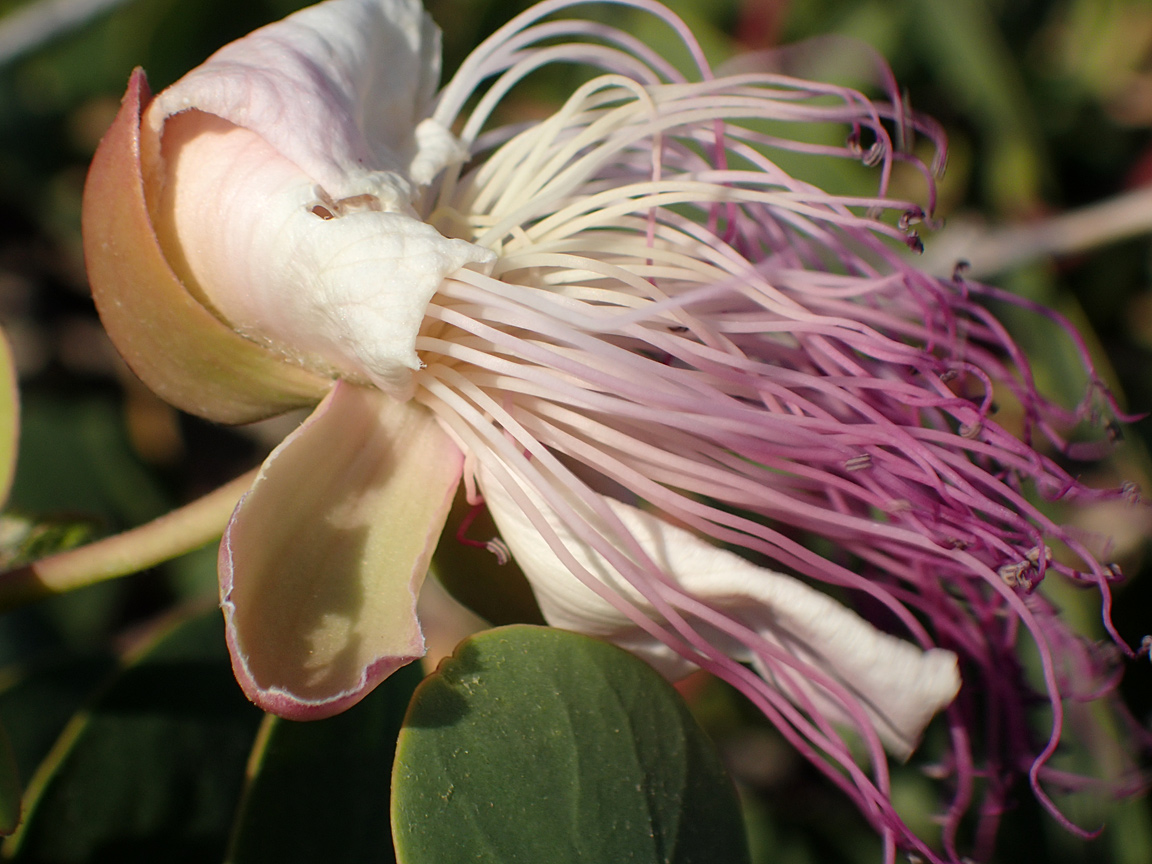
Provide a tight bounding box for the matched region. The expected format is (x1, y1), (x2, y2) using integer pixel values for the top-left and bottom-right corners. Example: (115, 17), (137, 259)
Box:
(415, 2), (1147, 860)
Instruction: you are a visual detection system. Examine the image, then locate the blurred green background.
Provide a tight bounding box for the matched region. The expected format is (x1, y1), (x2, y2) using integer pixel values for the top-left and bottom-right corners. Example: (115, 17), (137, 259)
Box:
(0, 0), (1148, 862)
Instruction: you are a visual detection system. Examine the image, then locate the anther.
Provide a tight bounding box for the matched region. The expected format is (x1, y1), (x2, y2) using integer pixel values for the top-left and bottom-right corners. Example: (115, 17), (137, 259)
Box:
(456, 501), (512, 565)
(959, 422), (982, 439)
(998, 560), (1029, 588)
(845, 127), (862, 156)
(1026, 545), (1051, 566)
(899, 207), (924, 231)
(485, 538), (511, 566)
(307, 188), (384, 220)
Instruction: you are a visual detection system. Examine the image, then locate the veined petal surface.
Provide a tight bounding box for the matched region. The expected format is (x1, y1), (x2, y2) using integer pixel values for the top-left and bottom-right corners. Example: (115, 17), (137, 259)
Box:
(154, 110), (493, 397)
(220, 381), (462, 719)
(480, 469), (960, 759)
(146, 0), (460, 200)
(81, 69), (329, 423)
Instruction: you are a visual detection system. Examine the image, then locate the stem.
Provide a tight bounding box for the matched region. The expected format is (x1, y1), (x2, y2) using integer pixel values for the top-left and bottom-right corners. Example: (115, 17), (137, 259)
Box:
(922, 184), (1152, 278)
(0, 469), (255, 610)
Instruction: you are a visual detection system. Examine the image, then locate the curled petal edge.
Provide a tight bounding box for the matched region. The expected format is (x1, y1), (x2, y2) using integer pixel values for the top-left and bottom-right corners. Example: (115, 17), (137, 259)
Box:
(81, 68), (330, 424)
(479, 468), (961, 759)
(220, 382), (462, 719)
(146, 0), (452, 198)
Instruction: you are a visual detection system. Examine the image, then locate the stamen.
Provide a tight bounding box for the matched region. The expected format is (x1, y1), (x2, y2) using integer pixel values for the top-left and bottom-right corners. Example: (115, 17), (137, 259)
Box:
(485, 538), (512, 565)
(455, 500), (512, 565)
(307, 189), (384, 219)
(411, 2), (1142, 857)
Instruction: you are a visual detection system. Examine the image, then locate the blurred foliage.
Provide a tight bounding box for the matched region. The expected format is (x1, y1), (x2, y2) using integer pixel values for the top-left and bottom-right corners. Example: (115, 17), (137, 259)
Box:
(0, 0), (1147, 862)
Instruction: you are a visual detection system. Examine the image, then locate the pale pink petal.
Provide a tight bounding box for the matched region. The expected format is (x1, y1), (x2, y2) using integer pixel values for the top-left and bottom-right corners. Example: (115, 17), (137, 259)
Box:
(479, 467), (960, 758)
(220, 381), (462, 719)
(82, 69), (330, 423)
(153, 109), (492, 397)
(147, 0), (457, 198)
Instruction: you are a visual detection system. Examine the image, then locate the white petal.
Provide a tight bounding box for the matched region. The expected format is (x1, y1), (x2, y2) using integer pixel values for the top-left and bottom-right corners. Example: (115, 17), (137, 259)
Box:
(147, 0), (459, 200)
(154, 110), (493, 397)
(479, 466), (960, 759)
(83, 70), (331, 423)
(220, 381), (463, 719)
(409, 118), (471, 186)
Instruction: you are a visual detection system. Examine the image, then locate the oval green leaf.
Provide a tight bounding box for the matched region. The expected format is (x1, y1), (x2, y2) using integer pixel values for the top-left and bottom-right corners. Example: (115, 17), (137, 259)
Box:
(2, 611), (262, 862)
(391, 626), (750, 864)
(226, 659), (425, 864)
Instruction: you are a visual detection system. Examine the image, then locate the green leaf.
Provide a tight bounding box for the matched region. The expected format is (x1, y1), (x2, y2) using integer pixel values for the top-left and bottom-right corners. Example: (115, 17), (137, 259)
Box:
(0, 652), (116, 790)
(0, 722), (20, 835)
(0, 513), (99, 571)
(910, 0), (1045, 213)
(2, 611), (262, 863)
(9, 395), (171, 530)
(392, 626), (750, 864)
(226, 659), (425, 864)
(0, 326), (18, 506)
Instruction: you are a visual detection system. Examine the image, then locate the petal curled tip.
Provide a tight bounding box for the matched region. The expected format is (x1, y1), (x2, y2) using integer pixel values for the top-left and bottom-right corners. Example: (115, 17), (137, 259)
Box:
(219, 382), (463, 720)
(144, 0), (494, 397)
(81, 68), (330, 424)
